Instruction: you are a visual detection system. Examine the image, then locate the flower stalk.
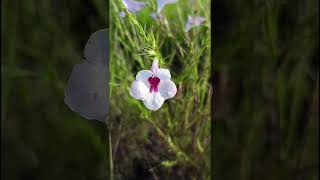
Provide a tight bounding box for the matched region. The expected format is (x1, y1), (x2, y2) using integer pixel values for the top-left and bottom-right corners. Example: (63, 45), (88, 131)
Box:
(116, 0), (163, 64)
(105, 117), (113, 180)
(118, 0), (193, 167)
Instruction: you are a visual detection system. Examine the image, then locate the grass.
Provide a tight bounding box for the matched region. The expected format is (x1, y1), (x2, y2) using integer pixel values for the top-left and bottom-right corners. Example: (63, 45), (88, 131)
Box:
(213, 0), (319, 179)
(2, 0), (109, 179)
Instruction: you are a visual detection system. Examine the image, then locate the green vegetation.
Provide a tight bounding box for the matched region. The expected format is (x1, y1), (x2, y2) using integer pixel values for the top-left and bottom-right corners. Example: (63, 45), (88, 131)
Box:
(110, 0), (211, 179)
(213, 0), (319, 179)
(2, 1), (109, 179)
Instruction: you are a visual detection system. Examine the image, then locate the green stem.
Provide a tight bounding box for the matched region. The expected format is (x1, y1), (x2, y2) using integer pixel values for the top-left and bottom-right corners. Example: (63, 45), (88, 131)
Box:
(116, 0), (163, 63)
(105, 118), (113, 180)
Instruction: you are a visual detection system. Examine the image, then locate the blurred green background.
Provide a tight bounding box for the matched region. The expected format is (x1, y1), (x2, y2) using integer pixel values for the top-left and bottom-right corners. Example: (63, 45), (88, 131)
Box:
(2, 0), (108, 179)
(1, 0), (319, 180)
(213, 0), (319, 180)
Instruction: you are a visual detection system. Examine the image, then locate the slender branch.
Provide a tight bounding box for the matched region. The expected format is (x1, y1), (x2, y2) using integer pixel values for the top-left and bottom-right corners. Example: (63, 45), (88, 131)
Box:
(105, 116), (113, 180)
(145, 118), (193, 164)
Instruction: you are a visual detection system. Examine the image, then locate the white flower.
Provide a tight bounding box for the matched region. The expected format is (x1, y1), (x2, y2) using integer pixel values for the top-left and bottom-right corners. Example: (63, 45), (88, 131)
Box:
(157, 0), (178, 13)
(65, 29), (109, 121)
(184, 15), (205, 32)
(130, 59), (177, 111)
(120, 0), (146, 17)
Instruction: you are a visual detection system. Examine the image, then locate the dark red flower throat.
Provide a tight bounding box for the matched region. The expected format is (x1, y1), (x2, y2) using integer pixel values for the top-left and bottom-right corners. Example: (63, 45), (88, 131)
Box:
(148, 76), (160, 93)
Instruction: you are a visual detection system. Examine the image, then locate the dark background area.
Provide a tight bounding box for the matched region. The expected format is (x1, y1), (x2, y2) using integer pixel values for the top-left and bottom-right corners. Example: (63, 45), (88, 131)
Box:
(213, 0), (319, 180)
(2, 0), (108, 179)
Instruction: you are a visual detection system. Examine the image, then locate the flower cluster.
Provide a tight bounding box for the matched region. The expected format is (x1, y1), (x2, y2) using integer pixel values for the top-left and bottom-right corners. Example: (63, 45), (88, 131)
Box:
(184, 16), (206, 32)
(119, 0), (146, 17)
(120, 0), (206, 32)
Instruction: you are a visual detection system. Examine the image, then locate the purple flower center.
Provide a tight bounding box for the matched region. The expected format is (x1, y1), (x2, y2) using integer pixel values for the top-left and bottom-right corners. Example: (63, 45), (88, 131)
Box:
(148, 76), (160, 93)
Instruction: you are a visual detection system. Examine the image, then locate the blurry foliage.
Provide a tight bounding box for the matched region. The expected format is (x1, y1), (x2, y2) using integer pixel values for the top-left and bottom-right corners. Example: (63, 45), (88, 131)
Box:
(2, 0), (108, 179)
(110, 0), (211, 179)
(213, 0), (319, 179)
(2, 0), (319, 179)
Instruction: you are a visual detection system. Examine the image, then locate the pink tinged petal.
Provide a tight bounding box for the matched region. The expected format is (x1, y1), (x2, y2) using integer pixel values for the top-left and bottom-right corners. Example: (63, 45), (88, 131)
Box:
(158, 80), (177, 99)
(143, 92), (165, 111)
(136, 70), (153, 80)
(154, 68), (171, 80)
(151, 59), (159, 73)
(136, 70), (153, 87)
(157, 0), (178, 13)
(84, 29), (109, 66)
(184, 16), (206, 32)
(151, 59), (171, 80)
(130, 80), (149, 100)
(64, 61), (108, 121)
(122, 0), (146, 13)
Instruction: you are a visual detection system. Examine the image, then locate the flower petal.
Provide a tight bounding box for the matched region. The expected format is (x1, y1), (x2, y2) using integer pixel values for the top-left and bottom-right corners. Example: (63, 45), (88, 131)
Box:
(151, 59), (159, 73)
(184, 16), (205, 32)
(154, 68), (171, 80)
(130, 80), (149, 100)
(64, 61), (108, 121)
(184, 23), (192, 33)
(119, 11), (126, 18)
(150, 12), (157, 19)
(158, 80), (177, 99)
(136, 70), (153, 80)
(157, 0), (178, 13)
(143, 92), (165, 111)
(150, 12), (165, 20)
(136, 70), (153, 87)
(84, 29), (109, 66)
(123, 0), (146, 13)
